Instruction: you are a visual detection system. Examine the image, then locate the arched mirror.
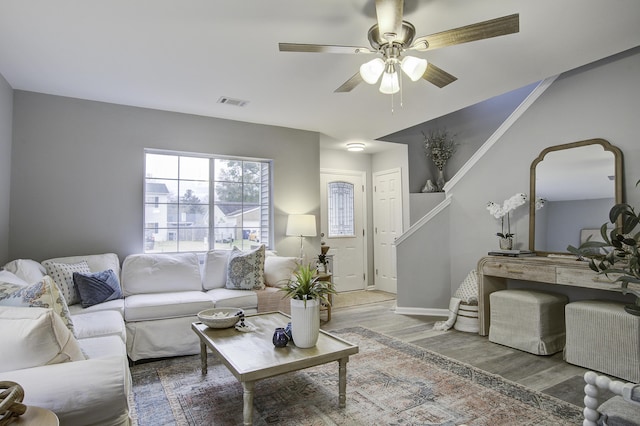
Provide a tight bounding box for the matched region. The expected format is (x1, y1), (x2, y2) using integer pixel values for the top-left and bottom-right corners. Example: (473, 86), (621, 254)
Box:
(529, 139), (623, 254)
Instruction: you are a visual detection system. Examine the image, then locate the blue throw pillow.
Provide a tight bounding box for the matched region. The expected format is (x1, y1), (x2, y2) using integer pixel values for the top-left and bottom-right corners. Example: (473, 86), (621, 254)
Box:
(73, 269), (123, 308)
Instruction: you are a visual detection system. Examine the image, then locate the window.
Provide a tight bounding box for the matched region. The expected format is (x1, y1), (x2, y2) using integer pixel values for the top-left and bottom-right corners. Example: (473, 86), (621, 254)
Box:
(144, 150), (272, 253)
(327, 181), (355, 237)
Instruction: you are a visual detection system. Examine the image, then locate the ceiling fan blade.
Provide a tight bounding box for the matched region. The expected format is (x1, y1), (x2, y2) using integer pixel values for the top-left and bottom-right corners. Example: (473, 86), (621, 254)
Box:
(279, 43), (374, 54)
(334, 72), (364, 93)
(411, 13), (519, 51)
(422, 63), (457, 88)
(375, 0), (403, 40)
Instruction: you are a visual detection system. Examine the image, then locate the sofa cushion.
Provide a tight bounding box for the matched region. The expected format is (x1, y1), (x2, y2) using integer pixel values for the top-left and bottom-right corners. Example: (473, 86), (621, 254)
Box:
(202, 250), (230, 290)
(42, 260), (91, 306)
(73, 269), (123, 308)
(122, 253), (202, 296)
(0, 269), (29, 286)
(68, 298), (124, 316)
(124, 291), (214, 322)
(79, 335), (127, 359)
(2, 259), (46, 284)
(206, 288), (258, 310)
(43, 253), (121, 278)
(226, 245), (265, 290)
(72, 310), (126, 343)
(264, 256), (299, 288)
(0, 306), (85, 373)
(0, 276), (76, 335)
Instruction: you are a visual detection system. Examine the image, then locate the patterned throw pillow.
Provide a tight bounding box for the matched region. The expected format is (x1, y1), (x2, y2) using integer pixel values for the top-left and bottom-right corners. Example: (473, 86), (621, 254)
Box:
(0, 276), (76, 335)
(453, 270), (478, 304)
(73, 269), (123, 308)
(226, 245), (266, 290)
(43, 260), (91, 306)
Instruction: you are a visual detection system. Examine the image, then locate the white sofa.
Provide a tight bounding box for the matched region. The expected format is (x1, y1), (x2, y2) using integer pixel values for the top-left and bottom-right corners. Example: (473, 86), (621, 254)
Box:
(121, 250), (298, 361)
(1, 248), (298, 424)
(0, 259), (130, 426)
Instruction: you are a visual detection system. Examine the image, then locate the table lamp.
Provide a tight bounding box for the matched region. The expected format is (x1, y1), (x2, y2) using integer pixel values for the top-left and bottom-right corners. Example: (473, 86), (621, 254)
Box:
(286, 214), (317, 261)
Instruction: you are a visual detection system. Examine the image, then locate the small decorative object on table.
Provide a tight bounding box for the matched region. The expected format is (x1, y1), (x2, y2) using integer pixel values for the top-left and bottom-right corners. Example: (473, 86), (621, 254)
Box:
(487, 193), (528, 250)
(423, 128), (456, 192)
(272, 327), (289, 348)
(0, 381), (27, 425)
(197, 308), (244, 329)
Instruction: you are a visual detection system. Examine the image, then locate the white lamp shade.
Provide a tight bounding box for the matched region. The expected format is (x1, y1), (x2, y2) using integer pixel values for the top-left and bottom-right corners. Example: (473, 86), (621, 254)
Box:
(400, 56), (428, 82)
(379, 69), (400, 94)
(286, 214), (317, 237)
(359, 58), (385, 85)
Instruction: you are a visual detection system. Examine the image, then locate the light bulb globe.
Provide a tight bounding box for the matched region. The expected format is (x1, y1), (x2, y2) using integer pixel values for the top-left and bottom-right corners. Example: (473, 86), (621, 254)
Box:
(359, 58), (385, 85)
(400, 56), (428, 82)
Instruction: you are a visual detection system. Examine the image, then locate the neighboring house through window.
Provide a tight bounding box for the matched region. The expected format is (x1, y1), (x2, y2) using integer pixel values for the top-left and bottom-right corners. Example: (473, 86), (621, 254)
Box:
(144, 150), (272, 253)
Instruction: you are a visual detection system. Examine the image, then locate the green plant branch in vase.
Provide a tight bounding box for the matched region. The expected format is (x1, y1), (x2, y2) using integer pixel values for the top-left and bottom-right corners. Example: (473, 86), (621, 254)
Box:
(280, 263), (336, 308)
(567, 179), (640, 316)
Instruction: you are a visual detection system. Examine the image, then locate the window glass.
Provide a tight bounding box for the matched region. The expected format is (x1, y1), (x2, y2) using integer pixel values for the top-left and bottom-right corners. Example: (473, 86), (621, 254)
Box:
(144, 151), (271, 253)
(327, 181), (355, 237)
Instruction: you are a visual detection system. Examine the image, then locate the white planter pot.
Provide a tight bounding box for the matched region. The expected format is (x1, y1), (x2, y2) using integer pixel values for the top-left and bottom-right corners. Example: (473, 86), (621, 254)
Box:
(290, 298), (320, 348)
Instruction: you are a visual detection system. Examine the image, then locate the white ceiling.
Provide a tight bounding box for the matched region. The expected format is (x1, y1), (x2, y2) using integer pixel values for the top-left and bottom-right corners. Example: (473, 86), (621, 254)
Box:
(1, 0), (639, 145)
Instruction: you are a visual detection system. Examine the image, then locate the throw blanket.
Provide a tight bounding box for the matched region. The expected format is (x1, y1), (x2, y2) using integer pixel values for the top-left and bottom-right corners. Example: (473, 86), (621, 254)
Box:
(433, 270), (478, 331)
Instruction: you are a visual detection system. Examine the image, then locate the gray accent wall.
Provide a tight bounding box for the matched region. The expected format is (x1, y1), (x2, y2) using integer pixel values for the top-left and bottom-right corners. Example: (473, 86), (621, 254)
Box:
(381, 82), (538, 193)
(0, 73), (12, 265)
(447, 46), (640, 298)
(10, 91), (320, 262)
(394, 46), (640, 311)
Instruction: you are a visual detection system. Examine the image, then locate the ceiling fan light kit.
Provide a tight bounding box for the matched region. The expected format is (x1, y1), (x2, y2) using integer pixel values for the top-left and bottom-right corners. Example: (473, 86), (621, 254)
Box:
(279, 0), (519, 98)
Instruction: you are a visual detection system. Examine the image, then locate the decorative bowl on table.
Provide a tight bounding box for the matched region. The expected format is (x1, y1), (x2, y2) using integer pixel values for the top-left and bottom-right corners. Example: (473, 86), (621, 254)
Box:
(197, 308), (244, 329)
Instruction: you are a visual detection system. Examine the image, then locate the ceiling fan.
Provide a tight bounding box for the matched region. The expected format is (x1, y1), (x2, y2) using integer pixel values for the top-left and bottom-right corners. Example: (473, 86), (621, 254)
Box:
(279, 0), (519, 94)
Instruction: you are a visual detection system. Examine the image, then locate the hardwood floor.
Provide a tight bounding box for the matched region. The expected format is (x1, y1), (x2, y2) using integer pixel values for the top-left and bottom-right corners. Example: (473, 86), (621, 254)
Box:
(323, 298), (590, 408)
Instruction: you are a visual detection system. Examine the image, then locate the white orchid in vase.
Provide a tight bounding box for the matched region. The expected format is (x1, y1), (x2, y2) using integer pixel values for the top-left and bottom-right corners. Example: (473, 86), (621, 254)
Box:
(487, 193), (528, 240)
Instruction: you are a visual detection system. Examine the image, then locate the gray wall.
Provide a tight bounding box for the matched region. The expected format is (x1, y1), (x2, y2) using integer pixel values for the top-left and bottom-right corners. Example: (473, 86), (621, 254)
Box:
(381, 82), (538, 193)
(449, 46), (640, 297)
(10, 91), (320, 262)
(397, 206), (450, 309)
(0, 74), (12, 265)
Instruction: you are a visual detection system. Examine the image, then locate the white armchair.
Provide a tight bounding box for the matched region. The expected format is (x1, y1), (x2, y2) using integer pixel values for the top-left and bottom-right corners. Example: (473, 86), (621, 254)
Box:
(583, 371), (640, 426)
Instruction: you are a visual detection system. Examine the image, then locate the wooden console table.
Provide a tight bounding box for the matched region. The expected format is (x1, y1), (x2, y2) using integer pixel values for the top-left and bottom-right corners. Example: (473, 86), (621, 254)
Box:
(477, 255), (637, 336)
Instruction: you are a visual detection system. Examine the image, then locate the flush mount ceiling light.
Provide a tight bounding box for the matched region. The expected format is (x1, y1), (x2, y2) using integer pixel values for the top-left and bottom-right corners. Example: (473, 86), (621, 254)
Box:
(346, 143), (365, 152)
(279, 0), (519, 96)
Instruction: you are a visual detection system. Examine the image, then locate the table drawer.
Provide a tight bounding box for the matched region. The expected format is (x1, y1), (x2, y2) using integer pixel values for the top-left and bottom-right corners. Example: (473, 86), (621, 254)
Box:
(481, 260), (556, 283)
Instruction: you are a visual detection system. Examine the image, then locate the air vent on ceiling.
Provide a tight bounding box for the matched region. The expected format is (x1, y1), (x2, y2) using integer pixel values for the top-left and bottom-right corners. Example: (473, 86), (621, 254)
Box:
(217, 96), (249, 107)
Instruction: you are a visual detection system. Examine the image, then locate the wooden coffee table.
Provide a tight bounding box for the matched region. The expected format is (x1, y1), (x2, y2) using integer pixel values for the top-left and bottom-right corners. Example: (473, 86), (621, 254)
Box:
(191, 311), (359, 425)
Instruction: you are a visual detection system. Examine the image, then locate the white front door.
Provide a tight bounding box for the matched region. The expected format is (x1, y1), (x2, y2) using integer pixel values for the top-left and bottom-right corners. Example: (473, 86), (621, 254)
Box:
(373, 168), (403, 293)
(320, 170), (366, 293)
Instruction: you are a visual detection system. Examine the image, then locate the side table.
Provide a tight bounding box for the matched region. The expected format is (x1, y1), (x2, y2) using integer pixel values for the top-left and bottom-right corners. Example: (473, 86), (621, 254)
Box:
(316, 272), (333, 321)
(14, 406), (59, 425)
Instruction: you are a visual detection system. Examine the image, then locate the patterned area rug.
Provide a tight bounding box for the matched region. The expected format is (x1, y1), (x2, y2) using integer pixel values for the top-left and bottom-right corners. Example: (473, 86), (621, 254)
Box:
(130, 327), (582, 425)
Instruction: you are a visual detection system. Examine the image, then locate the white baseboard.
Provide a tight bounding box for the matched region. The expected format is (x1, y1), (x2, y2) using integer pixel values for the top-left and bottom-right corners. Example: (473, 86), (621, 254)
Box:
(394, 306), (449, 317)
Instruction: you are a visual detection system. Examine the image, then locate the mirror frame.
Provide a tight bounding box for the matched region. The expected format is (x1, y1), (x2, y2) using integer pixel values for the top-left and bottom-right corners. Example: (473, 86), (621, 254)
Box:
(529, 138), (624, 255)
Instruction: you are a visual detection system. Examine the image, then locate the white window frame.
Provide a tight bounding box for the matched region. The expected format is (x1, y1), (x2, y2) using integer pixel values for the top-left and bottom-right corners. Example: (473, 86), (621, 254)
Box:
(143, 148), (273, 253)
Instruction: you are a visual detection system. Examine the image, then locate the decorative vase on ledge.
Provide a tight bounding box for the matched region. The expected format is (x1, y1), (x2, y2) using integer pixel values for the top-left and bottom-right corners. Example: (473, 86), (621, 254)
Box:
(499, 237), (513, 250)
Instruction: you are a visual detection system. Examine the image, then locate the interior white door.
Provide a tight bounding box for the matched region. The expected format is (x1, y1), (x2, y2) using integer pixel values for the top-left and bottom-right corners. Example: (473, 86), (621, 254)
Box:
(320, 171), (366, 293)
(373, 168), (403, 293)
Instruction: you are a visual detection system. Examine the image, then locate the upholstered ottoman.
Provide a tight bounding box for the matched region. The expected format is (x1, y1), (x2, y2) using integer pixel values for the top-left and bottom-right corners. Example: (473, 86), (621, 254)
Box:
(489, 289), (568, 355)
(565, 300), (640, 382)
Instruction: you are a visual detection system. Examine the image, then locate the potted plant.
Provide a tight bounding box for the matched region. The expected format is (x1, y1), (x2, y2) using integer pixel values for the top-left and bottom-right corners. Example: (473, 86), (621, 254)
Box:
(567, 179), (640, 316)
(281, 263), (336, 347)
(423, 129), (457, 191)
(487, 193), (528, 250)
